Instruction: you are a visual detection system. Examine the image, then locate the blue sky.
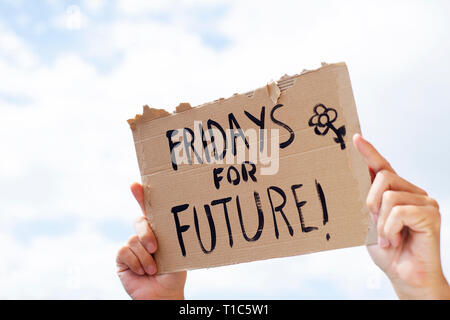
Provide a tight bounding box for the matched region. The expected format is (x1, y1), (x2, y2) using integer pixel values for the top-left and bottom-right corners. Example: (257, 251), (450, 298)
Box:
(0, 0), (230, 73)
(0, 0), (449, 299)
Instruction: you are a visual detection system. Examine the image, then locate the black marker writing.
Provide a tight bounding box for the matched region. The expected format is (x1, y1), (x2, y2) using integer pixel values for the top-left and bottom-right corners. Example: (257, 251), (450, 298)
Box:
(183, 127), (203, 164)
(308, 103), (346, 150)
(171, 183), (332, 256)
(267, 186), (294, 239)
(193, 205), (216, 254)
(228, 112), (250, 156)
(291, 184), (318, 233)
(237, 193), (264, 242)
(213, 162), (257, 190)
(244, 106), (266, 152)
(270, 104), (295, 149)
(207, 119), (227, 160)
(227, 166), (240, 186)
(166, 129), (181, 171)
(315, 179), (330, 241)
(171, 204), (190, 256)
(211, 197), (234, 248)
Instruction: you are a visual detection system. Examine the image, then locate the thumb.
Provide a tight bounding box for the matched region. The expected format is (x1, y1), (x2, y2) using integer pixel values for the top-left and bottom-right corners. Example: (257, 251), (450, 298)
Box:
(352, 133), (396, 175)
(130, 182), (146, 215)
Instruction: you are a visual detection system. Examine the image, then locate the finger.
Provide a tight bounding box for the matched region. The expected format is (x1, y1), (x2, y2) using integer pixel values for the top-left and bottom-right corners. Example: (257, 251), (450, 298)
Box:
(367, 169), (427, 218)
(134, 216), (157, 254)
(377, 191), (437, 243)
(116, 245), (145, 275)
(131, 182), (146, 214)
(384, 205), (441, 248)
(128, 235), (157, 275)
(353, 133), (395, 174)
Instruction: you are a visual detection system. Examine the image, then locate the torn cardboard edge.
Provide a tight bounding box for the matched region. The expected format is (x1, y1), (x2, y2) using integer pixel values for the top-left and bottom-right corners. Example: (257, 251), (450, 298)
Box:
(127, 62), (336, 131)
(128, 61), (377, 270)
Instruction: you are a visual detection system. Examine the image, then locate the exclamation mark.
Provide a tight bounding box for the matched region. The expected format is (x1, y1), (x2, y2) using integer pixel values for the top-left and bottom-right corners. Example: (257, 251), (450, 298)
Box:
(315, 179), (330, 241)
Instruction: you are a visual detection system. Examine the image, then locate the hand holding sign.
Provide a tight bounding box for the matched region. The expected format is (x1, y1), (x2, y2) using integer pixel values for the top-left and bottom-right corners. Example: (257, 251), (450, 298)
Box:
(116, 183), (186, 300)
(353, 134), (449, 299)
(127, 63), (378, 273)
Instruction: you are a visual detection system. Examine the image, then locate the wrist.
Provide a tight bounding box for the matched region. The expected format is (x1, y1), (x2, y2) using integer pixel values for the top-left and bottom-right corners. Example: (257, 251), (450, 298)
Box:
(173, 293), (185, 300)
(391, 273), (450, 300)
(166, 290), (185, 300)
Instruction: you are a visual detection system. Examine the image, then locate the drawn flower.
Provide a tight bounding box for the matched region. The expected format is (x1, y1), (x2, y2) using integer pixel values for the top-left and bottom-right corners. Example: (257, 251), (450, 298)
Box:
(308, 103), (346, 150)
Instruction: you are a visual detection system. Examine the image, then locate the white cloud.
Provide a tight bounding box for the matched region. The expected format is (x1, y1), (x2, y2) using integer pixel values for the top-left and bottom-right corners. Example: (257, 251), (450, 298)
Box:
(52, 4), (87, 31)
(66, 5), (84, 30)
(117, 0), (169, 14)
(83, 0), (106, 13)
(186, 246), (397, 299)
(0, 225), (128, 299)
(0, 23), (36, 68)
(116, 0), (227, 15)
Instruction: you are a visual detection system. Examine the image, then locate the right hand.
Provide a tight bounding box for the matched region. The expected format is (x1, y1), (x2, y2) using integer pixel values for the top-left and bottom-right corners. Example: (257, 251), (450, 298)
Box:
(116, 183), (187, 300)
(353, 134), (449, 299)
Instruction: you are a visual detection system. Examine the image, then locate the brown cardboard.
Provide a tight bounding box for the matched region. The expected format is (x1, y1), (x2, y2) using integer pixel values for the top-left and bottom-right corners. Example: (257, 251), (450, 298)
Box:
(128, 62), (377, 274)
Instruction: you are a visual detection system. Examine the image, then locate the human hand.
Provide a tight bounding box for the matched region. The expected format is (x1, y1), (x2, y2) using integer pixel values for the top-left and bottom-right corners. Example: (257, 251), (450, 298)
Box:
(353, 134), (449, 299)
(116, 183), (187, 300)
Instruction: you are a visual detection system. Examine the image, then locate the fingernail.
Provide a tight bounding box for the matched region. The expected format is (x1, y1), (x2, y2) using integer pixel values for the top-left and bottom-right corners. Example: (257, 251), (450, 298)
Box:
(378, 236), (390, 248)
(148, 265), (156, 275)
(138, 267), (145, 275)
(147, 243), (155, 253)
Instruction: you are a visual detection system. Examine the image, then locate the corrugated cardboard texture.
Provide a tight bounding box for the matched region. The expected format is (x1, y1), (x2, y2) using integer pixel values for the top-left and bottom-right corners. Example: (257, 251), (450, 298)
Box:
(128, 62), (377, 274)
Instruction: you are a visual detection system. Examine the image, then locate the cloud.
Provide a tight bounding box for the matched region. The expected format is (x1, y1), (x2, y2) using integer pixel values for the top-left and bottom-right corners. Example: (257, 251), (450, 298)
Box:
(186, 246), (397, 299)
(0, 22), (36, 68)
(52, 4), (87, 31)
(83, 0), (106, 13)
(0, 225), (129, 299)
(116, 0), (227, 15)
(116, 0), (170, 14)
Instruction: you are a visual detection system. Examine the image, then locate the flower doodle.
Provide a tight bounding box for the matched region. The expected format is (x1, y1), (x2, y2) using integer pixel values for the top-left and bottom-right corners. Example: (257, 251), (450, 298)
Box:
(308, 103), (346, 150)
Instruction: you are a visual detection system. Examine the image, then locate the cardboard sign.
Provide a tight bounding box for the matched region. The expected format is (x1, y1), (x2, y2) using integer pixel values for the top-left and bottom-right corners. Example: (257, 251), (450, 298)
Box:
(128, 62), (377, 274)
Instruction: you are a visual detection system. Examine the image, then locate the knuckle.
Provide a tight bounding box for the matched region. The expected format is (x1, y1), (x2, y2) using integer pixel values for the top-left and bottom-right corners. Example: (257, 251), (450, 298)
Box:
(378, 169), (391, 181)
(130, 259), (141, 271)
(133, 216), (146, 225)
(382, 190), (395, 205)
(390, 205), (402, 218)
(128, 235), (140, 247)
(117, 246), (129, 258)
(427, 196), (439, 209)
(418, 186), (428, 196)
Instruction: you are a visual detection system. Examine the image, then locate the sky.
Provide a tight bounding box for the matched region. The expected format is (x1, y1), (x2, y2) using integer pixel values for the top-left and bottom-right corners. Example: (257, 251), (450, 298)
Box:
(0, 0), (449, 299)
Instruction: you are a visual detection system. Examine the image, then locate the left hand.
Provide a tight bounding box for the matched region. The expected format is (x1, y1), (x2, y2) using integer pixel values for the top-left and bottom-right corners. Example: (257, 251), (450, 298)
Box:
(116, 183), (187, 300)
